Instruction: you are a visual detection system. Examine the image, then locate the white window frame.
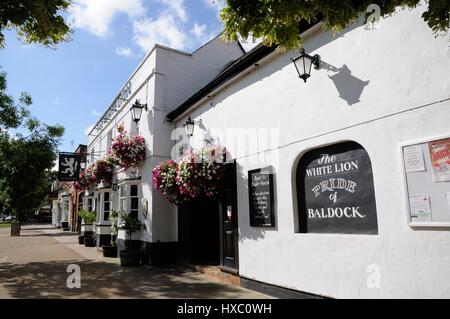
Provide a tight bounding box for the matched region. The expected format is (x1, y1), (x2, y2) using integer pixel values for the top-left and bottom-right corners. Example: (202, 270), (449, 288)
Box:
(95, 190), (113, 224)
(117, 182), (141, 218)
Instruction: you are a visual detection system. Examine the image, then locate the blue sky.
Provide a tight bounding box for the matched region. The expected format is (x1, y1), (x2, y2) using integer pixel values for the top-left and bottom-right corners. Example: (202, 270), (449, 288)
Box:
(0, 0), (245, 152)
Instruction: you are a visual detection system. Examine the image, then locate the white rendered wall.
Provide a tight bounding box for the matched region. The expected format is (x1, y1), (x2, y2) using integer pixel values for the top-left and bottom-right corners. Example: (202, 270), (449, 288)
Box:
(88, 40), (244, 244)
(173, 7), (450, 298)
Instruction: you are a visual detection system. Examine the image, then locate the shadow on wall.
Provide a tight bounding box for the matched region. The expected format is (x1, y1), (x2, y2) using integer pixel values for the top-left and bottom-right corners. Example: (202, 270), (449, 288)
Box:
(235, 163), (278, 244)
(321, 62), (370, 106)
(203, 17), (372, 114)
(0, 261), (250, 299)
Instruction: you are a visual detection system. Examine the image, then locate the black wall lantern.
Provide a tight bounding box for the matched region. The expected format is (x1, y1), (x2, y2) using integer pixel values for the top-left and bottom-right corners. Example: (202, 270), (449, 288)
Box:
(184, 116), (195, 137)
(291, 48), (321, 83)
(130, 99), (148, 123)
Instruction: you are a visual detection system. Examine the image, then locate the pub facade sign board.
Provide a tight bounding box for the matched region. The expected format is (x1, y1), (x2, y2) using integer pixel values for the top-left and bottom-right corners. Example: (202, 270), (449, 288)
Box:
(297, 142), (378, 234)
(58, 153), (81, 182)
(248, 168), (275, 227)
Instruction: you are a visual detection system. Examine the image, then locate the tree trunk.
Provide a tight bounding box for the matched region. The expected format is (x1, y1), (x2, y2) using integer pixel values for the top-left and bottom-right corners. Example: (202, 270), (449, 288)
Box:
(11, 209), (21, 237)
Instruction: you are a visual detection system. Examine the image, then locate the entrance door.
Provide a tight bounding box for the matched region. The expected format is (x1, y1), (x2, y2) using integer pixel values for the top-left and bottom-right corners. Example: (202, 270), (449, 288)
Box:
(178, 197), (220, 265)
(220, 162), (239, 271)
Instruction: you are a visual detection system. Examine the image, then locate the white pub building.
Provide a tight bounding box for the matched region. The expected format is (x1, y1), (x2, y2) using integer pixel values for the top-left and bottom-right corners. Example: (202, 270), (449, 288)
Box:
(84, 5), (450, 299)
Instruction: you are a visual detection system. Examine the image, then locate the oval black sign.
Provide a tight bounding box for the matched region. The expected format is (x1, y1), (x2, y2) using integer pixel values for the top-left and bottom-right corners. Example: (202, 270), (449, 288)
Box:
(297, 142), (378, 234)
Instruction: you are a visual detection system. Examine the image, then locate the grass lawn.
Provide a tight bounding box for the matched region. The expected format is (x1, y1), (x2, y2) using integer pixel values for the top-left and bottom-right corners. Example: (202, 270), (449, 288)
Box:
(0, 223), (11, 228)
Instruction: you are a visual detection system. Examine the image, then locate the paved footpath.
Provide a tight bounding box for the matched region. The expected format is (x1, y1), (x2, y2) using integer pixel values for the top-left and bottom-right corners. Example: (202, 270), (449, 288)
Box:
(0, 224), (268, 299)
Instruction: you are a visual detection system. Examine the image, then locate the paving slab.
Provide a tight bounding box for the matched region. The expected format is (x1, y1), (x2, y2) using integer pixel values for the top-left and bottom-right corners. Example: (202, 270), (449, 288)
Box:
(0, 224), (269, 299)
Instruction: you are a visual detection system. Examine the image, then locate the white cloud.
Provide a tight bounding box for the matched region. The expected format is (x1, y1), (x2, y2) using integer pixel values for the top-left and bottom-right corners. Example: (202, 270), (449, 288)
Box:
(159, 0), (188, 22)
(70, 0), (217, 56)
(203, 0), (224, 18)
(203, 0), (224, 11)
(190, 23), (216, 46)
(190, 23), (206, 40)
(91, 109), (102, 117)
(115, 47), (135, 57)
(84, 124), (95, 135)
(133, 15), (187, 52)
(68, 0), (146, 37)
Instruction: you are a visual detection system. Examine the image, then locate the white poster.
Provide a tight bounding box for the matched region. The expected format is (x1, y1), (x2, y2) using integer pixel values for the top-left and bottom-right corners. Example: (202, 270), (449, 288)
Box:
(403, 145), (426, 173)
(409, 194), (432, 223)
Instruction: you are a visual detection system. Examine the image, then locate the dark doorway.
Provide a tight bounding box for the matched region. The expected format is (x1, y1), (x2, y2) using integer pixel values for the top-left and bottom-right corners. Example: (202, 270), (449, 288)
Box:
(178, 196), (220, 265)
(220, 162), (239, 270)
(177, 162), (239, 270)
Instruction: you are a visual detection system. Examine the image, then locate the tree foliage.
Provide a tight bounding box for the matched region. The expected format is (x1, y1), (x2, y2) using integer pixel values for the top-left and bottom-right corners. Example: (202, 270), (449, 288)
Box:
(0, 0), (72, 48)
(0, 71), (64, 221)
(221, 0), (450, 49)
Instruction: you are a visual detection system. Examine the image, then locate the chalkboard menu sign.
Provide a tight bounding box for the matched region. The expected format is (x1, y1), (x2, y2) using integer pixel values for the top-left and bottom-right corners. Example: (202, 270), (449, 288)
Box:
(248, 168), (275, 227)
(297, 142), (378, 234)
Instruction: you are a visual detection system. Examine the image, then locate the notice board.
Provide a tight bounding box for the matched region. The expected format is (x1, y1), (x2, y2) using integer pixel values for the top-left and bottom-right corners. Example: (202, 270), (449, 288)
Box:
(401, 136), (450, 227)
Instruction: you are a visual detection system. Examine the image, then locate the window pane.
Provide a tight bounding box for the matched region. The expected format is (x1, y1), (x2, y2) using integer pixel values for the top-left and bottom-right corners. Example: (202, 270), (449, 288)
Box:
(104, 202), (110, 212)
(104, 211), (110, 221)
(104, 192), (110, 202)
(130, 210), (138, 219)
(131, 198), (139, 210)
(130, 185), (138, 197)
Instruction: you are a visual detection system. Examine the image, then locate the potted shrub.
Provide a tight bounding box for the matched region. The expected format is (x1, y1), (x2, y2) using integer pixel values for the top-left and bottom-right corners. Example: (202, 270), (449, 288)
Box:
(79, 210), (96, 247)
(118, 211), (144, 267)
(102, 210), (119, 258)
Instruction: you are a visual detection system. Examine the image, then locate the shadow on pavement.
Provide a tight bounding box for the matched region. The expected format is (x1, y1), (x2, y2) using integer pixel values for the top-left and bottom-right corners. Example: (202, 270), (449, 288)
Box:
(0, 260), (249, 299)
(20, 232), (78, 238)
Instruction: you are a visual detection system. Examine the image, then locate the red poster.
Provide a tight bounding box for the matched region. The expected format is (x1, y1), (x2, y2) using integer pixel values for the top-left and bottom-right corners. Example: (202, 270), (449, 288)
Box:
(429, 138), (450, 182)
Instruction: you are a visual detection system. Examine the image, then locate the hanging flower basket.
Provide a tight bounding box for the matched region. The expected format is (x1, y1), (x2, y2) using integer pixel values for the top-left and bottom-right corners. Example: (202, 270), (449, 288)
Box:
(153, 160), (178, 204)
(152, 145), (228, 205)
(199, 145), (226, 198)
(73, 165), (96, 192)
(93, 159), (114, 184)
(110, 127), (146, 170)
(177, 151), (203, 200)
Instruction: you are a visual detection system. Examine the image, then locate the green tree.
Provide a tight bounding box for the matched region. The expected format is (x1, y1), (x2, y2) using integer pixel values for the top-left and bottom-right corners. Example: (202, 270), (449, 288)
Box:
(0, 0), (72, 48)
(0, 71), (64, 222)
(221, 0), (450, 49)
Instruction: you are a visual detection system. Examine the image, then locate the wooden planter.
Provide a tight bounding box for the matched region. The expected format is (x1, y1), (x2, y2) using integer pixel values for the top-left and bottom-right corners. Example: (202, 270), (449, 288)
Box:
(119, 250), (141, 267)
(84, 237), (96, 247)
(102, 245), (118, 258)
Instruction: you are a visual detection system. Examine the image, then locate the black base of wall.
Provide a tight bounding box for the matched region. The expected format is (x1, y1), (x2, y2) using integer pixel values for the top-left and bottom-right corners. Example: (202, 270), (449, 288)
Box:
(116, 239), (178, 266)
(96, 234), (113, 247)
(240, 277), (325, 299)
